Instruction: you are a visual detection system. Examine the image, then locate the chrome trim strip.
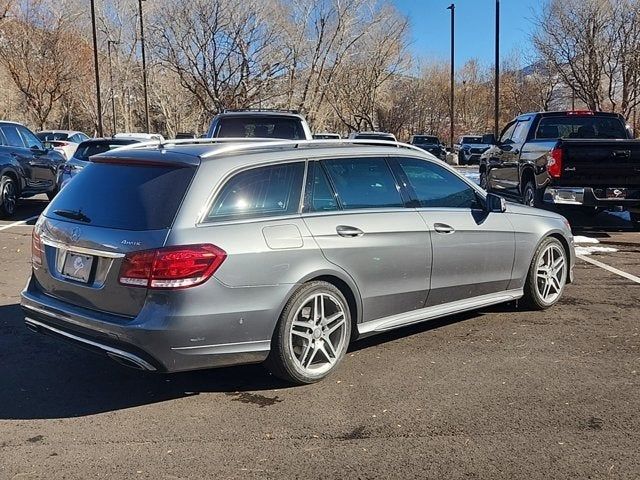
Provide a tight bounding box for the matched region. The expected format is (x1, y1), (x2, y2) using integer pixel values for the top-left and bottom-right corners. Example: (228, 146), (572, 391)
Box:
(357, 289), (524, 335)
(171, 340), (271, 356)
(24, 317), (156, 371)
(41, 236), (125, 258)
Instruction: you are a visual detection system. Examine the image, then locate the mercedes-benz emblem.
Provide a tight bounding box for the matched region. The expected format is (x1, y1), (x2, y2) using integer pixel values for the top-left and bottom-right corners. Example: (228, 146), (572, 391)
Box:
(70, 227), (81, 243)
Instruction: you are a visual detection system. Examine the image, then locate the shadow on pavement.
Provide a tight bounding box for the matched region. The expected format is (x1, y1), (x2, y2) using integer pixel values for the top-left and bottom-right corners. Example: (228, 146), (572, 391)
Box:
(1, 196), (48, 225)
(0, 303), (288, 420)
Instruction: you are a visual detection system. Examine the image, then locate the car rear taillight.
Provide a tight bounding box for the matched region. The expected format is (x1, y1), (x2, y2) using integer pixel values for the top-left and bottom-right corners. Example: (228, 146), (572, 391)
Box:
(119, 244), (226, 289)
(548, 147), (563, 178)
(32, 230), (43, 267)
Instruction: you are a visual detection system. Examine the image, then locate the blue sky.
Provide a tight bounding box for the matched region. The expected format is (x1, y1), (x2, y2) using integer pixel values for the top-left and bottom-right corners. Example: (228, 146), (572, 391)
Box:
(392, 0), (544, 68)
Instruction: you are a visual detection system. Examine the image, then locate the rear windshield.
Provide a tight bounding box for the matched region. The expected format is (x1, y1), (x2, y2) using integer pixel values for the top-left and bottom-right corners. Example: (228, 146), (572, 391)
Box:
(74, 140), (138, 161)
(413, 136), (439, 144)
(462, 136), (483, 144)
(37, 132), (69, 141)
(216, 116), (304, 139)
(47, 163), (195, 230)
(535, 116), (627, 139)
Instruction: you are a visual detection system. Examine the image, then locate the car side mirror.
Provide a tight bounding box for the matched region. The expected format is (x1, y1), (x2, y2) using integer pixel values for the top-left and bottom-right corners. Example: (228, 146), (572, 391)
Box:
(482, 133), (496, 145)
(485, 193), (506, 213)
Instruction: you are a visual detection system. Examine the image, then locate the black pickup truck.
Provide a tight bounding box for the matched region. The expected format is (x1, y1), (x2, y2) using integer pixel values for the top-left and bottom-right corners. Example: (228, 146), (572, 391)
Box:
(479, 111), (640, 228)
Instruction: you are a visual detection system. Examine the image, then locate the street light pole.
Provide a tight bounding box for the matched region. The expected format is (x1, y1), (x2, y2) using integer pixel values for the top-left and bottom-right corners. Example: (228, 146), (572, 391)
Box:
(90, 0), (103, 137)
(138, 0), (150, 133)
(107, 40), (119, 136)
(494, 0), (500, 137)
(447, 3), (455, 151)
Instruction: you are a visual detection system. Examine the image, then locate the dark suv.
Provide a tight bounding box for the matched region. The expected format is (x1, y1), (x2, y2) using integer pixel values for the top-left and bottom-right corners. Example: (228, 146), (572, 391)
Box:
(0, 121), (65, 217)
(206, 109), (312, 140)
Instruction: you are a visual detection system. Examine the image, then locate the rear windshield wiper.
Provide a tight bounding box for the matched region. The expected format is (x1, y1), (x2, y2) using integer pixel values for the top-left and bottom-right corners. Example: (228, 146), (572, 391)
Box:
(53, 209), (91, 223)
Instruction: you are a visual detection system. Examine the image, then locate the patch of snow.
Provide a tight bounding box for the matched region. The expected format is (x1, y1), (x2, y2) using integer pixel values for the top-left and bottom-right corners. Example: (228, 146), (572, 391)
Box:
(575, 245), (618, 256)
(573, 236), (600, 244)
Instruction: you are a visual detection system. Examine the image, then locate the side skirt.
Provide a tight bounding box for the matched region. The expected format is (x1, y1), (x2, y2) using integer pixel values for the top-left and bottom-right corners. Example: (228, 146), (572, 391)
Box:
(357, 288), (523, 336)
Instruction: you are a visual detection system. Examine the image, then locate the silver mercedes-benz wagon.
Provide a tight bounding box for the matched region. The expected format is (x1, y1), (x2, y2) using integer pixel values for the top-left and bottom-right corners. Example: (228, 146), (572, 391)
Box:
(21, 139), (575, 384)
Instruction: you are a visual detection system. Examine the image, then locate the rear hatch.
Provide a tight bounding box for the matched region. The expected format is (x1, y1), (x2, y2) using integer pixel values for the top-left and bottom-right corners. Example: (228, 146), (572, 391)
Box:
(559, 139), (640, 187)
(33, 153), (197, 318)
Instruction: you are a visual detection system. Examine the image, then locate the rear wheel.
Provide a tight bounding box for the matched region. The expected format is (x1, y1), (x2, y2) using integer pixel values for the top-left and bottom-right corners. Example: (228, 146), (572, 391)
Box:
(266, 281), (351, 384)
(522, 180), (543, 208)
(521, 237), (568, 310)
(0, 175), (18, 218)
(457, 151), (466, 165)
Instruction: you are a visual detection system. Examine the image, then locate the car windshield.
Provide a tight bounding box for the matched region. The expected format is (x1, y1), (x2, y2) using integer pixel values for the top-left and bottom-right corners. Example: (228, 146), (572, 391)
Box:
(37, 132), (69, 141)
(413, 136), (439, 144)
(535, 116), (627, 139)
(462, 136), (483, 144)
(73, 140), (139, 161)
(216, 116), (304, 140)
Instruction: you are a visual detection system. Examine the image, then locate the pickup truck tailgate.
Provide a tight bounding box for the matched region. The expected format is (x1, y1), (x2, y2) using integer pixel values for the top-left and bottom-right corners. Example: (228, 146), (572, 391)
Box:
(560, 139), (640, 186)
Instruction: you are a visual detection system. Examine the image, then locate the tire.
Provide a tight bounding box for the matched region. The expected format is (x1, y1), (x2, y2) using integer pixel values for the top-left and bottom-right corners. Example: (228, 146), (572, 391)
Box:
(479, 169), (488, 190)
(458, 151), (466, 165)
(266, 281), (352, 384)
(522, 180), (543, 208)
(0, 175), (18, 218)
(46, 187), (58, 201)
(521, 236), (568, 310)
(630, 211), (640, 231)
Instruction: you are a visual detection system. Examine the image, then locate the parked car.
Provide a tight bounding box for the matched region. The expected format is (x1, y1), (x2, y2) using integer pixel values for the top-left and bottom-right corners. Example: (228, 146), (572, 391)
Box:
(175, 132), (196, 139)
(454, 135), (490, 165)
(0, 121), (65, 217)
(36, 130), (89, 160)
(480, 110), (640, 229)
(207, 109), (313, 140)
(58, 137), (144, 189)
(313, 133), (341, 140)
(349, 131), (397, 142)
(114, 132), (165, 142)
(410, 135), (446, 160)
(22, 140), (574, 384)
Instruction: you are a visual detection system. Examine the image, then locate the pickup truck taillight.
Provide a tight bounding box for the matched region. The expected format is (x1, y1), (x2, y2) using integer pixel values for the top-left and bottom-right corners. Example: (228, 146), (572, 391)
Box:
(119, 244), (226, 289)
(548, 147), (563, 178)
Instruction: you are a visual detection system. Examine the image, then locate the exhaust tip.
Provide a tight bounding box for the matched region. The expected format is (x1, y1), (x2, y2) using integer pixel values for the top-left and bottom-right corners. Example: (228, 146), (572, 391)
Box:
(106, 352), (148, 371)
(25, 320), (40, 334)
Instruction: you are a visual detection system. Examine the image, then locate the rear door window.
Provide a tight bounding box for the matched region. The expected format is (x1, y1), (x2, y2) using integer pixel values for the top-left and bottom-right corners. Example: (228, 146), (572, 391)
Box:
(206, 162), (305, 221)
(395, 157), (481, 209)
(47, 163), (196, 230)
(307, 163), (339, 212)
(322, 157), (403, 209)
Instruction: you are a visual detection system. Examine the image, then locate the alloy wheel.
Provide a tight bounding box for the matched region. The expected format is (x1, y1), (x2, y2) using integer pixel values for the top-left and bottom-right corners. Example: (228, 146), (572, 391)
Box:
(535, 243), (566, 304)
(288, 292), (348, 376)
(2, 180), (16, 215)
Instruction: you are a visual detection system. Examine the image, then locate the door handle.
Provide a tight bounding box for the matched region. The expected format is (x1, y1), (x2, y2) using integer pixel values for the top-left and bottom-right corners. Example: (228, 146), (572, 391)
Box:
(434, 223), (455, 234)
(336, 225), (364, 237)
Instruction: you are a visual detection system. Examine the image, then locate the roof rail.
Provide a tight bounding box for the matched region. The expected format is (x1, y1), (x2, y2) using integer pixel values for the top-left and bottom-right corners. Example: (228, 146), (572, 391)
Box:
(109, 138), (429, 158)
(221, 108), (300, 115)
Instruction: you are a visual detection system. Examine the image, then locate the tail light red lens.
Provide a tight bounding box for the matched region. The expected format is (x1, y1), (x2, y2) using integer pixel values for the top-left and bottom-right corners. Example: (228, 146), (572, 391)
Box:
(31, 230), (43, 267)
(548, 147), (563, 178)
(119, 244), (226, 289)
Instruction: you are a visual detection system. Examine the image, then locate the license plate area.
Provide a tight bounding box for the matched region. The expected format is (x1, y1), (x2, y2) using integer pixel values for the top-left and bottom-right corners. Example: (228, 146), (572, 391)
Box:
(61, 252), (95, 283)
(606, 188), (627, 199)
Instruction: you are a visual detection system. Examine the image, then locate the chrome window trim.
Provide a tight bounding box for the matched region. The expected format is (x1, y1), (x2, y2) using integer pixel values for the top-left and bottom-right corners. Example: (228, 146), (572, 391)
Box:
(41, 236), (125, 258)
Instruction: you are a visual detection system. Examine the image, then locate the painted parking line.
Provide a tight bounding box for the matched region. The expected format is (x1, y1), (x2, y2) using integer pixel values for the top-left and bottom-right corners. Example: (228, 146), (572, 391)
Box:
(578, 254), (640, 285)
(0, 215), (39, 232)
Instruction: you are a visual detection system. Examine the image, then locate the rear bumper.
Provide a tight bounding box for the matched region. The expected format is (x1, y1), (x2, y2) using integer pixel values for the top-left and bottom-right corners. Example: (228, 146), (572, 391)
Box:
(543, 186), (640, 208)
(20, 276), (280, 373)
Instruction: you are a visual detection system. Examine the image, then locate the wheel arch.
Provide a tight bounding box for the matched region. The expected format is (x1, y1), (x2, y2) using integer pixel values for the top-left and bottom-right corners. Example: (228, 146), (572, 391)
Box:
(519, 166), (535, 194)
(547, 232), (573, 284)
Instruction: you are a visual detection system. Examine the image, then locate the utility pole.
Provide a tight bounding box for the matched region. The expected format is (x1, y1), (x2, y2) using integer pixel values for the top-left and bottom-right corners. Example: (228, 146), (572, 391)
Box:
(138, 0), (150, 133)
(107, 40), (119, 136)
(447, 3), (455, 151)
(494, 0), (500, 137)
(90, 0), (103, 137)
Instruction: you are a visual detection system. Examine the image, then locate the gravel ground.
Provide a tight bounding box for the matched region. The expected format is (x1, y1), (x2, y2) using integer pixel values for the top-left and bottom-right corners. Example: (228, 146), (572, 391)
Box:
(1, 197), (639, 479)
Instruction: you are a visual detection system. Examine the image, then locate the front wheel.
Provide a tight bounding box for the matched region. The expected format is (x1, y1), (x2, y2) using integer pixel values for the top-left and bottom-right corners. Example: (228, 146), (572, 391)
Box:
(0, 175), (18, 218)
(521, 237), (568, 310)
(266, 281), (351, 384)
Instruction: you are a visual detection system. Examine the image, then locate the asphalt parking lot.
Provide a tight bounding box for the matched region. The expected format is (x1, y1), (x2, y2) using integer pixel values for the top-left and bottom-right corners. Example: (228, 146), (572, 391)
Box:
(1, 190), (640, 479)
